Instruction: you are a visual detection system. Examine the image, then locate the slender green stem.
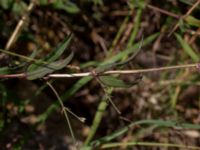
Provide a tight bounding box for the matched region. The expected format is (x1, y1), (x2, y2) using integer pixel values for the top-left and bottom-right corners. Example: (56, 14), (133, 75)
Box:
(127, 8), (142, 48)
(108, 14), (130, 56)
(84, 97), (108, 145)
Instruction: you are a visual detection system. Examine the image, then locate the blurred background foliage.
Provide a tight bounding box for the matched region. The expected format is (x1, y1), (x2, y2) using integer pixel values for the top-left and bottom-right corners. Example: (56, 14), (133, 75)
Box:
(0, 0), (200, 149)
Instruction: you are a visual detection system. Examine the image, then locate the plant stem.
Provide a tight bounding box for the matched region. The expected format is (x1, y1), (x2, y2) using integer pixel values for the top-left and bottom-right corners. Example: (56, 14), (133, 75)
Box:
(48, 63), (198, 77)
(0, 63), (198, 79)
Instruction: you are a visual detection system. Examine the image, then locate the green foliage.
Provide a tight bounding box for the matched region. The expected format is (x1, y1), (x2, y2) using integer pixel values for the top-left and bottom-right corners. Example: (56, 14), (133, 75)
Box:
(0, 35), (73, 77)
(0, 0), (14, 9)
(39, 33), (159, 124)
(0, 0), (80, 14)
(178, 0), (200, 8)
(27, 35), (74, 80)
(129, 0), (145, 9)
(175, 33), (199, 62)
(12, 1), (27, 14)
(0, 0), (27, 15)
(27, 34), (73, 72)
(99, 75), (134, 88)
(39, 0), (80, 13)
(1, 1), (200, 149)
(0, 66), (12, 75)
(27, 51), (74, 80)
(185, 15), (200, 27)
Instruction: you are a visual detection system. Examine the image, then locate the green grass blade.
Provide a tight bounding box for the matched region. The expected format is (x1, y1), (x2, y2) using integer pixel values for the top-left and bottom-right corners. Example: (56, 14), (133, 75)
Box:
(91, 119), (200, 147)
(102, 32), (159, 65)
(175, 33), (199, 62)
(185, 15), (200, 27)
(127, 8), (142, 48)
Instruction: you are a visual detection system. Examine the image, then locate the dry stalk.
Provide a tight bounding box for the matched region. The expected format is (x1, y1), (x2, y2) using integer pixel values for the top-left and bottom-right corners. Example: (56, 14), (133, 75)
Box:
(147, 4), (180, 19)
(5, 0), (37, 50)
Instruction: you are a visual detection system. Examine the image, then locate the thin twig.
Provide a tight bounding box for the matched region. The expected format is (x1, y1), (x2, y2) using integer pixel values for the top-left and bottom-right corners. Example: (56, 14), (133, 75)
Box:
(5, 0), (37, 50)
(0, 73), (26, 78)
(46, 81), (76, 146)
(147, 4), (180, 19)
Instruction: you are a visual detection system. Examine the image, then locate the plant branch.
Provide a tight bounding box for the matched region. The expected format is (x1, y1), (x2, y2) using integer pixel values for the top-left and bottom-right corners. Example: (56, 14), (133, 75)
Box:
(0, 63), (199, 79)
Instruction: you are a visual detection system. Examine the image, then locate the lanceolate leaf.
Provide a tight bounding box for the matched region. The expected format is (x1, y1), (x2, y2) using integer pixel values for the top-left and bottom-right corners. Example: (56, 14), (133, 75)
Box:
(27, 51), (74, 80)
(99, 76), (136, 88)
(44, 34), (73, 62)
(28, 34), (73, 72)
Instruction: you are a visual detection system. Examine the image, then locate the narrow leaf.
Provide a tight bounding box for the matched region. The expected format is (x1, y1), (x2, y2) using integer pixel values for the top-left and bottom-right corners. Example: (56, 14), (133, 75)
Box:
(102, 32), (159, 65)
(63, 1), (80, 14)
(28, 34), (73, 71)
(27, 52), (74, 80)
(51, 0), (79, 13)
(175, 33), (199, 62)
(45, 34), (73, 62)
(185, 15), (200, 27)
(99, 76), (134, 88)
